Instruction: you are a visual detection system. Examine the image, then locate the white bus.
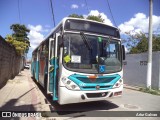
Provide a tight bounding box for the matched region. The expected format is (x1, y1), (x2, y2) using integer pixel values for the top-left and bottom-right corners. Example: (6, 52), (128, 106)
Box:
(31, 17), (125, 104)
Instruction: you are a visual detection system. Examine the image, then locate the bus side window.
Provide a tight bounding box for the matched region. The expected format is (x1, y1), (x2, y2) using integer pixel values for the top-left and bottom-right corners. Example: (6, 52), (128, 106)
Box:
(50, 41), (54, 59)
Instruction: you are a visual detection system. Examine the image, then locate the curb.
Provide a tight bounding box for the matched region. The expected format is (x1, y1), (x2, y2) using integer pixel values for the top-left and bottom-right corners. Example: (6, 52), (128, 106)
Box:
(124, 84), (141, 91)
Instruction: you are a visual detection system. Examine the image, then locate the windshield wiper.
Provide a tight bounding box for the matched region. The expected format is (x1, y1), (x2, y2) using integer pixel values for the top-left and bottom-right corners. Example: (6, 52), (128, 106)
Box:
(80, 32), (92, 51)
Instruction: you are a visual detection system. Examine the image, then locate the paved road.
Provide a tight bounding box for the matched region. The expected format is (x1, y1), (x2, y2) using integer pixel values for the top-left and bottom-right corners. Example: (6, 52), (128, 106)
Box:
(0, 69), (160, 120)
(40, 89), (160, 120)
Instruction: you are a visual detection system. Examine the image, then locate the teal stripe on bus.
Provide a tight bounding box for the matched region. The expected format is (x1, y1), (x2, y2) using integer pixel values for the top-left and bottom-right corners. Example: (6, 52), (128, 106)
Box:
(68, 74), (121, 91)
(49, 57), (58, 101)
(35, 61), (39, 81)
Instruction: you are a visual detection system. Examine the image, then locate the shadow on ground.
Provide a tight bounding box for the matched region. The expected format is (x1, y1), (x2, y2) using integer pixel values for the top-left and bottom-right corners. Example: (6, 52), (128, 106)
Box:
(0, 88), (37, 120)
(0, 81), (8, 90)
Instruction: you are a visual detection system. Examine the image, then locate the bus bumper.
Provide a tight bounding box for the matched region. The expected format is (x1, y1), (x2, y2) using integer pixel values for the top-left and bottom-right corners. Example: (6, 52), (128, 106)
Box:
(58, 85), (123, 105)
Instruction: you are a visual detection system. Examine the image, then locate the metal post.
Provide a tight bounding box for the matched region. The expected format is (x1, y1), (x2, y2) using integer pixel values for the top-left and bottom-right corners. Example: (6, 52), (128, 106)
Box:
(146, 0), (153, 89)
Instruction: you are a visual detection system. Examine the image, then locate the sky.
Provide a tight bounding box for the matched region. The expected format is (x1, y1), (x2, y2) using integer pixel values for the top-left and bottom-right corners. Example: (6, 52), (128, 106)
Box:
(0, 0), (160, 59)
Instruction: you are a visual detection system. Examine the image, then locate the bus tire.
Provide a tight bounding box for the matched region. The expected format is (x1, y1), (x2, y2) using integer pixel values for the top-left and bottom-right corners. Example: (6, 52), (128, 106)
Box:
(31, 70), (35, 79)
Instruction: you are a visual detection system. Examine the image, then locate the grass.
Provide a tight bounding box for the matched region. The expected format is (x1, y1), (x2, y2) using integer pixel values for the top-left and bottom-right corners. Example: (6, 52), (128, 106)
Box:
(139, 88), (160, 96)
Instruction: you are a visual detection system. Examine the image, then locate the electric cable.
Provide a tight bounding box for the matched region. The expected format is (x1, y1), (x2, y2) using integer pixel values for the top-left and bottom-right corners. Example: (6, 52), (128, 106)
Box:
(85, 0), (90, 14)
(50, 0), (56, 27)
(106, 0), (117, 27)
(18, 0), (21, 23)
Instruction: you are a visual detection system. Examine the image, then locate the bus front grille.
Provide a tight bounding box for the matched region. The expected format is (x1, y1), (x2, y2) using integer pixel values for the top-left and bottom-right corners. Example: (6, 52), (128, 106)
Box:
(86, 92), (108, 98)
(82, 85), (111, 90)
(76, 77), (115, 83)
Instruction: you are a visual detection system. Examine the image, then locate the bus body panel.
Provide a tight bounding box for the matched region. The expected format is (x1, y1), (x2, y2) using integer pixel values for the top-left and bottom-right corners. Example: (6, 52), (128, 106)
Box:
(31, 60), (39, 81)
(31, 61), (35, 77)
(39, 56), (46, 87)
(49, 57), (58, 100)
(59, 85), (123, 105)
(35, 61), (39, 81)
(58, 64), (123, 104)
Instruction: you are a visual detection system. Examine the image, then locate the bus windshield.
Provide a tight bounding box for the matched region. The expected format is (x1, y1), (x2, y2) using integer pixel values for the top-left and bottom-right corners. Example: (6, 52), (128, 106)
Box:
(63, 33), (122, 74)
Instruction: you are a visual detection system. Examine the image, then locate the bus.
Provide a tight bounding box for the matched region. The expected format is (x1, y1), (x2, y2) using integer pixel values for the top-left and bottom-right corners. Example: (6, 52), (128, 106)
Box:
(31, 17), (125, 105)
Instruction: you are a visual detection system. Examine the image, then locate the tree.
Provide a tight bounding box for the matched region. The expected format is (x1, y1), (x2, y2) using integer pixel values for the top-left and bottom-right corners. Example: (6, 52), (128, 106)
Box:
(6, 35), (29, 55)
(68, 14), (104, 23)
(153, 35), (160, 51)
(6, 24), (30, 55)
(87, 14), (104, 23)
(125, 32), (160, 54)
(10, 24), (30, 41)
(68, 14), (84, 18)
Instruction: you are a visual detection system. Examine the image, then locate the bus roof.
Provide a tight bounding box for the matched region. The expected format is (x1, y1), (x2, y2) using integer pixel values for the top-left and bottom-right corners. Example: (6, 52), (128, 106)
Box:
(32, 17), (119, 53)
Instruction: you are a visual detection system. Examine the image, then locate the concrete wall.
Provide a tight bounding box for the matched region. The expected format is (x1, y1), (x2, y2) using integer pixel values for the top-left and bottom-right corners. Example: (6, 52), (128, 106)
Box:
(123, 52), (160, 89)
(0, 36), (23, 86)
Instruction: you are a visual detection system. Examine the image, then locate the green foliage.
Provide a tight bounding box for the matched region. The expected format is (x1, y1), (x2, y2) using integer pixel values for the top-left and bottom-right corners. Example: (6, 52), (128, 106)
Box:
(87, 14), (104, 23)
(68, 14), (104, 23)
(10, 24), (30, 41)
(6, 24), (30, 55)
(140, 88), (160, 96)
(68, 14), (84, 18)
(125, 32), (160, 54)
(130, 38), (148, 53)
(6, 35), (29, 55)
(153, 35), (160, 51)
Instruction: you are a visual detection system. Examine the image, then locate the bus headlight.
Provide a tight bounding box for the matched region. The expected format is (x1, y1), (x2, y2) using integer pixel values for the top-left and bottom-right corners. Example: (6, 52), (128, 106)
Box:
(113, 79), (123, 88)
(61, 77), (80, 90)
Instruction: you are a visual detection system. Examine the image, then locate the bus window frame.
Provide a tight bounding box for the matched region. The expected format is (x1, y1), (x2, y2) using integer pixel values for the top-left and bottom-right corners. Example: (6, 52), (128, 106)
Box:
(64, 19), (120, 38)
(62, 32), (122, 74)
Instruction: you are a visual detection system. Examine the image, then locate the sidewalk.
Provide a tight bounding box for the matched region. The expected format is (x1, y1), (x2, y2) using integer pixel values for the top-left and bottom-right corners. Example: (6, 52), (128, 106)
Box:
(0, 69), (62, 120)
(0, 69), (41, 112)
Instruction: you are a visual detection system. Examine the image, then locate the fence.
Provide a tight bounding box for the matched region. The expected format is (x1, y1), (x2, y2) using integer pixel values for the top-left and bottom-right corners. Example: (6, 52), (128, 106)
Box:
(123, 52), (160, 89)
(0, 36), (24, 86)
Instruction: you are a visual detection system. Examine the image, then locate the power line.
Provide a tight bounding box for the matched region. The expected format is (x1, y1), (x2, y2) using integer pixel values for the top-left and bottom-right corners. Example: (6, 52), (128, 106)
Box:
(18, 0), (21, 23)
(50, 0), (56, 27)
(85, 0), (90, 14)
(106, 0), (117, 27)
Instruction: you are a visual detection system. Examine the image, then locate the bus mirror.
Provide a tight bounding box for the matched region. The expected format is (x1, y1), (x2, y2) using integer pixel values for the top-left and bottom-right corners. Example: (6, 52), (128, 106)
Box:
(58, 36), (63, 47)
(122, 45), (125, 60)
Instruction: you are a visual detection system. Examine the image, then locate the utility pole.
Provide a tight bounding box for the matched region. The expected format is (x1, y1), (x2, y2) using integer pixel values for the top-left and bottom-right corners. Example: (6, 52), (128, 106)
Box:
(146, 0), (153, 89)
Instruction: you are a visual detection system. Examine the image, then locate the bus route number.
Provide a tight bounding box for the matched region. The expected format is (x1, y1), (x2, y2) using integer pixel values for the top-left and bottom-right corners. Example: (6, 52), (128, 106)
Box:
(79, 83), (86, 87)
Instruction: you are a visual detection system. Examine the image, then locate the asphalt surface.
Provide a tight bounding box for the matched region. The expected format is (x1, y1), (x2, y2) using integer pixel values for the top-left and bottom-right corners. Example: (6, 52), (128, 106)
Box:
(0, 69), (160, 120)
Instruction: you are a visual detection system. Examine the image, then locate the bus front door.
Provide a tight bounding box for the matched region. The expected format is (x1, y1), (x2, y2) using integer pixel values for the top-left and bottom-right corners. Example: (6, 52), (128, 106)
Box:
(48, 34), (59, 101)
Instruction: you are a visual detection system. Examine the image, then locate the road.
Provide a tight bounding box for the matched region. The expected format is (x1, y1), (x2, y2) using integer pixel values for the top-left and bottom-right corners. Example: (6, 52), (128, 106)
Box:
(0, 69), (160, 120)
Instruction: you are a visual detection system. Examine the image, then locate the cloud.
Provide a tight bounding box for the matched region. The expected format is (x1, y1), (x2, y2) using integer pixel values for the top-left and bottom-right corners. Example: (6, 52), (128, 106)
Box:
(71, 4), (79, 9)
(28, 24), (50, 33)
(28, 24), (42, 32)
(118, 13), (160, 34)
(27, 24), (52, 59)
(28, 25), (45, 49)
(85, 10), (113, 26)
